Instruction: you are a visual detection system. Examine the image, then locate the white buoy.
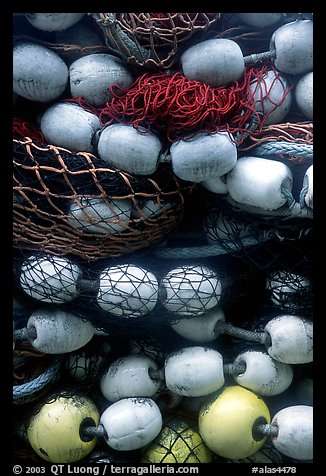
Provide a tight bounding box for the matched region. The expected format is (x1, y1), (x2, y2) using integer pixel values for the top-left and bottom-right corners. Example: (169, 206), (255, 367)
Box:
(97, 264), (159, 317)
(67, 196), (132, 234)
(97, 124), (162, 175)
(271, 405), (313, 460)
(164, 346), (225, 397)
(100, 398), (162, 451)
(232, 350), (293, 396)
(295, 72), (313, 120)
(40, 102), (101, 152)
(180, 38), (245, 87)
(170, 131), (237, 183)
(160, 265), (222, 316)
(69, 54), (134, 107)
(301, 164), (313, 209)
(27, 308), (94, 354)
(170, 306), (226, 343)
(19, 254), (80, 304)
(264, 315), (313, 364)
(13, 41), (69, 103)
(249, 69), (292, 125)
(266, 270), (311, 308)
(236, 13), (282, 28)
(25, 13), (85, 31)
(226, 156), (293, 211)
(100, 354), (162, 402)
(270, 20), (313, 75)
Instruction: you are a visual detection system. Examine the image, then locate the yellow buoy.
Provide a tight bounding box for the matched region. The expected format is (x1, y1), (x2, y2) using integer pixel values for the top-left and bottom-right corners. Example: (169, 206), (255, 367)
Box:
(27, 392), (100, 463)
(141, 416), (214, 463)
(198, 385), (270, 459)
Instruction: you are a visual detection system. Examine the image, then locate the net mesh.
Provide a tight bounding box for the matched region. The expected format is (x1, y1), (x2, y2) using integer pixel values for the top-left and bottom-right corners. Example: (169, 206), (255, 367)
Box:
(239, 121), (313, 151)
(13, 134), (193, 261)
(203, 200), (312, 277)
(13, 251), (232, 339)
(97, 65), (291, 143)
(91, 13), (222, 69)
(12, 12), (313, 464)
(141, 416), (213, 463)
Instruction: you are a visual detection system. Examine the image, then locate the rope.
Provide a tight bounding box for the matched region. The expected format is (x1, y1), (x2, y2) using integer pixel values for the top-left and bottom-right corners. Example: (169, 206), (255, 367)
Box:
(13, 357), (62, 400)
(254, 423), (279, 438)
(99, 67), (267, 143)
(300, 184), (309, 208)
(280, 186), (295, 207)
(248, 141), (313, 159)
(221, 323), (270, 345)
(14, 326), (37, 342)
(94, 13), (154, 63)
(152, 235), (269, 259)
(81, 424), (106, 439)
(244, 50), (276, 66)
(223, 361), (246, 375)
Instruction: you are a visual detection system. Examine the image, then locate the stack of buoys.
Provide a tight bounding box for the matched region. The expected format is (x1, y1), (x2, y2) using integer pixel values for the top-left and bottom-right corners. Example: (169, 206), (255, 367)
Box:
(13, 12), (313, 466)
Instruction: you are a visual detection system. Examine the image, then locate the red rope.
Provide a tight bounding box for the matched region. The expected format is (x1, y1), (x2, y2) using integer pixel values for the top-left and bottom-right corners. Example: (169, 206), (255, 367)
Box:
(68, 65), (292, 144)
(98, 68), (271, 143)
(13, 118), (45, 142)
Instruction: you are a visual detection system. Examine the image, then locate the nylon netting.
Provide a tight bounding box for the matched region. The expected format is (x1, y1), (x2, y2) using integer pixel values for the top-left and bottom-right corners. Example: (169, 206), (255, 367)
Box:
(13, 250), (235, 338)
(91, 13), (222, 69)
(13, 133), (192, 261)
(96, 66), (290, 143)
(141, 416), (213, 463)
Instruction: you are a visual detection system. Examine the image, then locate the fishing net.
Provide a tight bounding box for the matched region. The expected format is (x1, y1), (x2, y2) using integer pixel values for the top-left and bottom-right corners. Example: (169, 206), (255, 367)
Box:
(98, 65), (290, 143)
(141, 416), (215, 463)
(13, 127), (192, 261)
(12, 13), (313, 465)
(13, 14), (108, 65)
(152, 122), (313, 318)
(88, 13), (312, 72)
(238, 121), (313, 150)
(12, 249), (234, 343)
(90, 13), (222, 69)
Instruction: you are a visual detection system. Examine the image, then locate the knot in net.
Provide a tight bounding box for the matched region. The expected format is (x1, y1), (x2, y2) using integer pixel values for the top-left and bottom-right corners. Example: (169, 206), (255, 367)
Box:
(98, 65), (290, 143)
(91, 13), (222, 69)
(13, 133), (193, 261)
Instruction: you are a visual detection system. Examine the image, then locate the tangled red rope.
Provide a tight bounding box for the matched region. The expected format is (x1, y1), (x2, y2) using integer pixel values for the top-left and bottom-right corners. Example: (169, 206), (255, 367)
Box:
(98, 67), (275, 143)
(68, 65), (291, 144)
(13, 117), (45, 142)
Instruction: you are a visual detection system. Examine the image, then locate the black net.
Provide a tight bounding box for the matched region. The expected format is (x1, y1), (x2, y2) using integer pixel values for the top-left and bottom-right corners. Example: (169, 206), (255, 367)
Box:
(13, 137), (192, 261)
(141, 415), (214, 463)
